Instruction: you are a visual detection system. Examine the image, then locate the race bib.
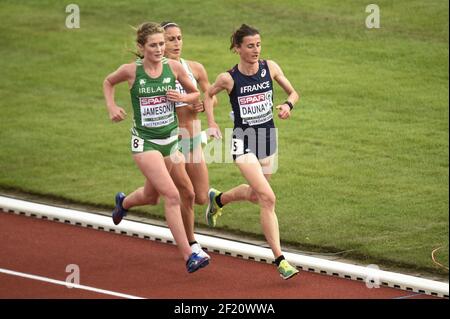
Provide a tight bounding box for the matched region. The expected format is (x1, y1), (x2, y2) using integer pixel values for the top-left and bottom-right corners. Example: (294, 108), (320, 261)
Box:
(238, 91), (273, 126)
(139, 95), (175, 127)
(131, 136), (144, 152)
(231, 138), (244, 155)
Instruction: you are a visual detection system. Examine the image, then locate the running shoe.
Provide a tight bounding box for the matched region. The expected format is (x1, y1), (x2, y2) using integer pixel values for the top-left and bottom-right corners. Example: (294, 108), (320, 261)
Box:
(112, 192), (128, 225)
(186, 252), (210, 273)
(277, 260), (299, 280)
(205, 188), (223, 227)
(191, 243), (211, 260)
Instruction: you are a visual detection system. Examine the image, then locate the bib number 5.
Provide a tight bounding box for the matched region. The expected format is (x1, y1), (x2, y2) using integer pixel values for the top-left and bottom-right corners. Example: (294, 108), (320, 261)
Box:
(231, 138), (244, 155)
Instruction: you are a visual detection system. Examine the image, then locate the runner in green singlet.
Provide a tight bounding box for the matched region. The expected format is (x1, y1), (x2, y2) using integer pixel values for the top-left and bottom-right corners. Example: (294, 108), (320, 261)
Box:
(102, 22), (209, 273)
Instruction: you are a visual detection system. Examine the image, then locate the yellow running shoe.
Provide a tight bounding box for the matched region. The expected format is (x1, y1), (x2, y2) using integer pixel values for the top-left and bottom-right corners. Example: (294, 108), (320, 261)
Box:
(277, 260), (299, 280)
(205, 188), (223, 227)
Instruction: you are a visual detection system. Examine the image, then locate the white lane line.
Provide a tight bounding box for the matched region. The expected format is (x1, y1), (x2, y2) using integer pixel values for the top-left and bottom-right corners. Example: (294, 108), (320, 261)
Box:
(393, 293), (423, 299)
(0, 268), (144, 299)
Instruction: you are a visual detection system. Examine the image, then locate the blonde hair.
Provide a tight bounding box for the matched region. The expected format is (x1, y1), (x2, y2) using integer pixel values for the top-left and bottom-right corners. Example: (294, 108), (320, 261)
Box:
(131, 22), (164, 58)
(136, 22), (164, 46)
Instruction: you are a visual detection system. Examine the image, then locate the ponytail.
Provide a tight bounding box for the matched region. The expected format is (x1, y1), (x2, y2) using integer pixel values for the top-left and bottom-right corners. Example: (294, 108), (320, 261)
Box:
(230, 24), (259, 51)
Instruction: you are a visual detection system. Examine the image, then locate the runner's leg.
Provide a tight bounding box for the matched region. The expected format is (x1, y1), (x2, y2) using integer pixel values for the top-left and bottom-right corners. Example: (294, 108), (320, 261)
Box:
(122, 179), (160, 209)
(185, 148), (210, 205)
(133, 151), (192, 261)
(234, 153), (282, 258)
(170, 151), (196, 243)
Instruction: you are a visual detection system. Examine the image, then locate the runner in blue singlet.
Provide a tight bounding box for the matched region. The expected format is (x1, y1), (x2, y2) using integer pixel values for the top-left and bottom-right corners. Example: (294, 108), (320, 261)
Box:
(203, 24), (301, 280)
(227, 59), (277, 161)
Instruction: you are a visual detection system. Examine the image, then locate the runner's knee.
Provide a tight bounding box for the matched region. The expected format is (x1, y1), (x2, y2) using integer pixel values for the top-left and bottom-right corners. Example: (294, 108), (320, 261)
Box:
(164, 190), (181, 207)
(179, 186), (195, 204)
(258, 190), (276, 208)
(194, 192), (208, 205)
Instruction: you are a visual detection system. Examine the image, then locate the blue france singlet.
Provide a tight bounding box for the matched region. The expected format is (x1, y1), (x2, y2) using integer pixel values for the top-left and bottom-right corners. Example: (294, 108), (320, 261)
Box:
(227, 60), (277, 160)
(228, 60), (275, 130)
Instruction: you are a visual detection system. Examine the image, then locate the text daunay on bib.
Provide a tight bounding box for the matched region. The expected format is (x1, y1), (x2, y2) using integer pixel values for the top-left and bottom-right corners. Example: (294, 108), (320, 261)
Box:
(238, 89), (273, 126)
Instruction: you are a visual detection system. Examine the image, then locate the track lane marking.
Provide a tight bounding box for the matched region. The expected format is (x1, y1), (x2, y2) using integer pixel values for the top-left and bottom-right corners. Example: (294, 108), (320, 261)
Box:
(0, 267), (144, 299)
(392, 293), (424, 299)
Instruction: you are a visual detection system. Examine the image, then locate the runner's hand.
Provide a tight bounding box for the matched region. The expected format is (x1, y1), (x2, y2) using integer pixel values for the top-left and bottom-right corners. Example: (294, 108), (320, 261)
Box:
(192, 101), (205, 113)
(108, 105), (127, 122)
(207, 122), (222, 139)
(166, 89), (183, 102)
(276, 104), (291, 119)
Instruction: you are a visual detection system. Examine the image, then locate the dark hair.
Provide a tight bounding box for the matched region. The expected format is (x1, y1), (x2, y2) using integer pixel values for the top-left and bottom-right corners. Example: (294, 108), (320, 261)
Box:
(161, 21), (180, 30)
(230, 24), (260, 50)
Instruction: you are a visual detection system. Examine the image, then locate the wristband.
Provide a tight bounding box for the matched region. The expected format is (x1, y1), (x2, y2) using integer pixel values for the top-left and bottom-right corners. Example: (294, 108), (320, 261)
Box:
(284, 101), (294, 110)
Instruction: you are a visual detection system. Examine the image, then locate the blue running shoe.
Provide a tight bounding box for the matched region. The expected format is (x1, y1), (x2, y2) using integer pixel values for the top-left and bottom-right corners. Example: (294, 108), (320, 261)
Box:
(112, 192), (128, 225)
(186, 252), (210, 273)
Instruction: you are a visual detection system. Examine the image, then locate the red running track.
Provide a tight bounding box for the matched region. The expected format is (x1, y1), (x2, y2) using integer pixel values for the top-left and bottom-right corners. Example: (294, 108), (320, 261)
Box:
(0, 212), (440, 299)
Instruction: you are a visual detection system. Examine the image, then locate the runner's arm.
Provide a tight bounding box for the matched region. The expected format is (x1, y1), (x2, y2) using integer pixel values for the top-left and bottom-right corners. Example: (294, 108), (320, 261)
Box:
(103, 64), (134, 122)
(204, 72), (233, 138)
(191, 61), (218, 112)
(204, 72), (232, 124)
(268, 60), (299, 119)
(167, 60), (200, 105)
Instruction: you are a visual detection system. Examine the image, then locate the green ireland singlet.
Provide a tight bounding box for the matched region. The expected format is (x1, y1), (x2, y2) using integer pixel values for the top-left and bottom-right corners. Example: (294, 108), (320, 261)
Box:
(130, 59), (178, 140)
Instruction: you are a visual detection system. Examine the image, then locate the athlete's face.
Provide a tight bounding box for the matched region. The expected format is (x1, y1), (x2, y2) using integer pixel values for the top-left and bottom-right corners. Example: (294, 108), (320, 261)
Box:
(139, 33), (165, 62)
(164, 26), (183, 60)
(236, 34), (261, 64)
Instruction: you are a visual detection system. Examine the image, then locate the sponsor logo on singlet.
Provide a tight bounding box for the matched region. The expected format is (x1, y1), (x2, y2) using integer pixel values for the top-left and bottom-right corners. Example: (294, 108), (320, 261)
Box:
(139, 95), (175, 128)
(238, 90), (273, 126)
(240, 81), (270, 94)
(138, 85), (173, 94)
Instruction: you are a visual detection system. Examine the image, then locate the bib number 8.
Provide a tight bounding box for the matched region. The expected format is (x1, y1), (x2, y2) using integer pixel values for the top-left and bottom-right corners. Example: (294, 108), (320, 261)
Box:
(131, 136), (144, 152)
